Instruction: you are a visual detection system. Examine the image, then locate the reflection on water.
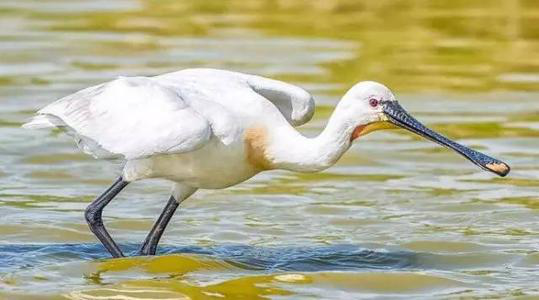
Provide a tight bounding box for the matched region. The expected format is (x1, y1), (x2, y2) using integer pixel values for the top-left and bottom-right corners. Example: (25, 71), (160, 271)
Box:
(0, 243), (485, 298)
(0, 244), (417, 273)
(1, 0), (539, 299)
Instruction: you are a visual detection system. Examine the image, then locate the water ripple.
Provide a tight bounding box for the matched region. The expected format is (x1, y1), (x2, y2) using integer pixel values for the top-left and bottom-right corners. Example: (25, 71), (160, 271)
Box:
(0, 243), (419, 274)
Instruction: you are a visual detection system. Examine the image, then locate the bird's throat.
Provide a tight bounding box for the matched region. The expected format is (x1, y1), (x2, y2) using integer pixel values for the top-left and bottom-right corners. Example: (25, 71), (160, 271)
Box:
(351, 121), (396, 141)
(351, 125), (367, 141)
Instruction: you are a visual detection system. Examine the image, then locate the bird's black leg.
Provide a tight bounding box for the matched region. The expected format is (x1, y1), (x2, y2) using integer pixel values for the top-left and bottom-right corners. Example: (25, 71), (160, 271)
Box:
(85, 177), (129, 258)
(138, 195), (179, 256)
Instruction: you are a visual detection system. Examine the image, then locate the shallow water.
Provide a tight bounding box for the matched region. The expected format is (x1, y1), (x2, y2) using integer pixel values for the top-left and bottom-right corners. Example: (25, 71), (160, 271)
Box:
(1, 0), (539, 299)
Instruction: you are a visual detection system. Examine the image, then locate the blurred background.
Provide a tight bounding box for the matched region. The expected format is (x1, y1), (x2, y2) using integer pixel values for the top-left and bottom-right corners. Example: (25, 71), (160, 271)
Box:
(1, 0), (539, 299)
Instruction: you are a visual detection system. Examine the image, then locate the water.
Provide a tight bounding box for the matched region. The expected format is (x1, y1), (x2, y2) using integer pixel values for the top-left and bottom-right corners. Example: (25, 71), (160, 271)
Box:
(1, 0), (539, 299)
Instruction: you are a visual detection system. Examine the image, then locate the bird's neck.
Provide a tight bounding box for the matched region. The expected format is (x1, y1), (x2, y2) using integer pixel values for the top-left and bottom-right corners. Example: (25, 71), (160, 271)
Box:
(268, 110), (358, 172)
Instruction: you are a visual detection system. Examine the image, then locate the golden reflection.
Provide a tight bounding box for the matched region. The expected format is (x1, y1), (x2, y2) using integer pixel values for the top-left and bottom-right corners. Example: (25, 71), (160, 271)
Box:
(68, 258), (465, 300)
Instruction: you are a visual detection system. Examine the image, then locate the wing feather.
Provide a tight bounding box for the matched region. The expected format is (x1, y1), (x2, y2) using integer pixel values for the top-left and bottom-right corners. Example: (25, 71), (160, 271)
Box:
(24, 77), (211, 160)
(157, 69), (315, 127)
(24, 69), (315, 160)
(246, 74), (315, 127)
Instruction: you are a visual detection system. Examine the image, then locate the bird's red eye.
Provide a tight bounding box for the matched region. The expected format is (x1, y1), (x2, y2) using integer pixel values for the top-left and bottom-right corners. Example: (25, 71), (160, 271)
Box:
(369, 98), (378, 107)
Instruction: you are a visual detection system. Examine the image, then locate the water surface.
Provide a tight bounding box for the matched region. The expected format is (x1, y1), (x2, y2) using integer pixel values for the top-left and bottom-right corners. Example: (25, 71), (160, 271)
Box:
(1, 0), (539, 299)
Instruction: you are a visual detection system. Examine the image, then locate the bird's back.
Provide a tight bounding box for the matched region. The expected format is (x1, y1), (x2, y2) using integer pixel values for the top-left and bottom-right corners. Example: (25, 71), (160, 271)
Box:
(156, 68), (314, 126)
(23, 68), (314, 162)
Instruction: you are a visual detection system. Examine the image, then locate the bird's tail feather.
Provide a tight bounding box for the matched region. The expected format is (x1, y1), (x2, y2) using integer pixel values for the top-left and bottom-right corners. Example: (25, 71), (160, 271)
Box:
(23, 114), (120, 160)
(22, 114), (63, 129)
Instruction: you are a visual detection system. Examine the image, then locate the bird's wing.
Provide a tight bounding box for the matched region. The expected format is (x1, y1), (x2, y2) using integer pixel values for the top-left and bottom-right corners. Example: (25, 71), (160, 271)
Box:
(157, 69), (315, 127)
(245, 74), (315, 127)
(23, 77), (212, 160)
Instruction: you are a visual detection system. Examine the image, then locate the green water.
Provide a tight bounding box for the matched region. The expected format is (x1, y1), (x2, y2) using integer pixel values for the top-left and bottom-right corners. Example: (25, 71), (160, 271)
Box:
(1, 0), (539, 299)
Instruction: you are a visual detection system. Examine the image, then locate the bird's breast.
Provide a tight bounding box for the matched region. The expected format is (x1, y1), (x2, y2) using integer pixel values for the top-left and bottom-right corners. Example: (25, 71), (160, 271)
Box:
(244, 126), (273, 171)
(123, 132), (265, 189)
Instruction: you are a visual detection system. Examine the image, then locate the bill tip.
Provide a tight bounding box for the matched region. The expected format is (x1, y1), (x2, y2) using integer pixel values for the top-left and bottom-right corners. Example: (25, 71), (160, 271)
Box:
(486, 162), (510, 177)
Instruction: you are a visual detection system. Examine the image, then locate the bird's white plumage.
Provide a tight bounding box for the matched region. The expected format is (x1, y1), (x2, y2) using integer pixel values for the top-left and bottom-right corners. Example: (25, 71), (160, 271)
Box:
(25, 77), (211, 159)
(156, 68), (314, 126)
(244, 74), (314, 126)
(24, 68), (395, 193)
(24, 68), (315, 161)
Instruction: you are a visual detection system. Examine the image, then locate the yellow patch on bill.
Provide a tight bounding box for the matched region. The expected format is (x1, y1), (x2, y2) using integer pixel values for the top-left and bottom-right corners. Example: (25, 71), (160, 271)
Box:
(486, 162), (510, 176)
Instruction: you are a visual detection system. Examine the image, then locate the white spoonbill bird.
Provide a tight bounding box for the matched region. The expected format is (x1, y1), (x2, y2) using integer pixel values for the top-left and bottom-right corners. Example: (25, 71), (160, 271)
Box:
(23, 68), (510, 258)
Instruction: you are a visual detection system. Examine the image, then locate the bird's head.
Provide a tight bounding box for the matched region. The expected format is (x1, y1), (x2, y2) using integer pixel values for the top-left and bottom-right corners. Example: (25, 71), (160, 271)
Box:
(337, 81), (510, 177)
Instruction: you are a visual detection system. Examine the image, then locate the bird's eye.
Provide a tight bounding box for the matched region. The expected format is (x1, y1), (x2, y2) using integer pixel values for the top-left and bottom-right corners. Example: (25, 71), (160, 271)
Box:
(369, 98), (379, 107)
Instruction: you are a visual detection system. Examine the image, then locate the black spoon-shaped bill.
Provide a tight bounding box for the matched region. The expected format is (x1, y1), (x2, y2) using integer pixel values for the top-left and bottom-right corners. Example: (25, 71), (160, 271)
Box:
(382, 101), (510, 177)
